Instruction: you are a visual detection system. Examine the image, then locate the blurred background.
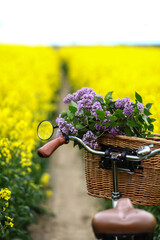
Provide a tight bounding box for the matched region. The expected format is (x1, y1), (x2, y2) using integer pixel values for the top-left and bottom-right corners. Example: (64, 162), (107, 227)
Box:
(0, 0), (160, 239)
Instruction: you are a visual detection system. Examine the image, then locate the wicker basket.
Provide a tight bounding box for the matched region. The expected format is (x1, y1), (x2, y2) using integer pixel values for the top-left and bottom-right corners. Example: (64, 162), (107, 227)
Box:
(84, 133), (160, 206)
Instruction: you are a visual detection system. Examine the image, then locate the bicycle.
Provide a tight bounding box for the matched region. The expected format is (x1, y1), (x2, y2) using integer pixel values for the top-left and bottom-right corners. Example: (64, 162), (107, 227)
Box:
(37, 120), (159, 240)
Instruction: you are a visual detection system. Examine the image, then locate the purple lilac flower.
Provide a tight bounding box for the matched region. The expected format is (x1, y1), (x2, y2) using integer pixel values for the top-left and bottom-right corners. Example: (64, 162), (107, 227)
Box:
(77, 93), (95, 113)
(94, 123), (102, 131)
(82, 131), (98, 149)
(115, 97), (130, 109)
(75, 87), (97, 101)
(102, 125), (110, 132)
(115, 97), (134, 117)
(56, 128), (63, 137)
(123, 101), (134, 116)
(137, 102), (145, 112)
(108, 126), (119, 137)
(106, 111), (112, 118)
(56, 117), (78, 136)
(91, 101), (103, 118)
(63, 94), (74, 103)
(77, 94), (98, 113)
(63, 87), (97, 104)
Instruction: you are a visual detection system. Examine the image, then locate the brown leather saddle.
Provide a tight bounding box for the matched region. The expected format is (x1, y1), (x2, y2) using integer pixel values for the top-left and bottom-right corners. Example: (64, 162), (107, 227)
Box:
(92, 198), (156, 239)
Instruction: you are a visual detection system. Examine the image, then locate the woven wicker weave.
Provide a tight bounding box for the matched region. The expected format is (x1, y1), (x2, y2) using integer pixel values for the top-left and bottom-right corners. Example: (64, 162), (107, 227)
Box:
(84, 133), (160, 206)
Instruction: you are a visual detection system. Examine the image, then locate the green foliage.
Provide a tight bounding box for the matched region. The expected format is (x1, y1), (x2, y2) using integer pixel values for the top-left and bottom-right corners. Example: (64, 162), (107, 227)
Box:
(0, 142), (50, 239)
(135, 205), (160, 239)
(135, 92), (143, 103)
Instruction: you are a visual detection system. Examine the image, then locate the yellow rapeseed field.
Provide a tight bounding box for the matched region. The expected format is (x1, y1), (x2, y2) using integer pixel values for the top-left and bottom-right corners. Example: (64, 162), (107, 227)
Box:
(60, 46), (160, 132)
(0, 44), (60, 236)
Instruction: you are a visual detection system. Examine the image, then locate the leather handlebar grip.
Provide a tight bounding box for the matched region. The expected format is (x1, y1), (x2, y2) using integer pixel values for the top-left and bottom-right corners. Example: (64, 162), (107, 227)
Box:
(37, 136), (66, 158)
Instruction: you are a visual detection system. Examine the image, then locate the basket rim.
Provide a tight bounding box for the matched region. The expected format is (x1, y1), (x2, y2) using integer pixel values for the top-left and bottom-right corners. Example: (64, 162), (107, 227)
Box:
(99, 133), (160, 145)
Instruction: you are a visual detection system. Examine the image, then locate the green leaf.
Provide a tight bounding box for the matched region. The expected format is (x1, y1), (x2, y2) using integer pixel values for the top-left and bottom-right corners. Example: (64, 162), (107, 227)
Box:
(84, 110), (91, 116)
(67, 110), (74, 119)
(70, 100), (78, 108)
(104, 122), (110, 127)
(148, 118), (156, 123)
(114, 109), (124, 117)
(108, 122), (119, 127)
(148, 124), (154, 132)
(104, 91), (113, 101)
(108, 116), (117, 121)
(124, 126), (133, 136)
(96, 110), (106, 120)
(108, 101), (115, 108)
(97, 115), (105, 120)
(89, 123), (95, 130)
(138, 115), (144, 123)
(144, 108), (152, 116)
(94, 96), (104, 104)
(72, 117), (79, 125)
(79, 127), (88, 133)
(134, 108), (139, 114)
(96, 109), (105, 115)
(142, 115), (149, 125)
(146, 103), (153, 110)
(75, 124), (84, 129)
(117, 120), (124, 126)
(135, 92), (142, 103)
(127, 119), (137, 127)
(69, 105), (77, 113)
(83, 118), (88, 125)
(60, 110), (67, 118)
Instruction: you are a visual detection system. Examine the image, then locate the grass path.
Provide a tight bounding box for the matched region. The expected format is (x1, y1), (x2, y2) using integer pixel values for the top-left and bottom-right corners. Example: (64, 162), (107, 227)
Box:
(29, 74), (101, 240)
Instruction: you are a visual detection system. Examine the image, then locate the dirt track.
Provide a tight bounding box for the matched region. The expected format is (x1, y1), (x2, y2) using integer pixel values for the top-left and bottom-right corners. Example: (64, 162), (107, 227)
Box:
(29, 77), (101, 240)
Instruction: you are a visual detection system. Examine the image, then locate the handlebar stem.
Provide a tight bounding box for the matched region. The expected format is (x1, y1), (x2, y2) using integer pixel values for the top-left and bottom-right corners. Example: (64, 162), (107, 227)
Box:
(69, 136), (105, 156)
(69, 136), (141, 161)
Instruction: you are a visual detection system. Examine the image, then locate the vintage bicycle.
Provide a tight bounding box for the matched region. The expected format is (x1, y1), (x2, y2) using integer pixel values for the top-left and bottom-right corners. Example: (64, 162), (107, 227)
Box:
(37, 120), (160, 240)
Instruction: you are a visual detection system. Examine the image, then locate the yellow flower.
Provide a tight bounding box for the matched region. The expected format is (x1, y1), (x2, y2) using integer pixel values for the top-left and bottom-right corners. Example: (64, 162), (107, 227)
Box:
(0, 188), (11, 201)
(9, 222), (14, 228)
(40, 173), (50, 187)
(27, 167), (32, 173)
(45, 190), (53, 198)
(35, 163), (41, 170)
(20, 158), (32, 168)
(4, 216), (14, 228)
(5, 216), (13, 221)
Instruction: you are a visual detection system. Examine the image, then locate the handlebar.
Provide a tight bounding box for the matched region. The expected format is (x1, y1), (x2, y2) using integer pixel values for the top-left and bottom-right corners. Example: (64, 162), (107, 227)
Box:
(37, 135), (160, 161)
(37, 136), (66, 158)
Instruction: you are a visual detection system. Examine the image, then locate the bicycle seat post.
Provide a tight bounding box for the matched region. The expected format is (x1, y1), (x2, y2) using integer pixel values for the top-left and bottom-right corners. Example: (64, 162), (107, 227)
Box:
(111, 153), (121, 208)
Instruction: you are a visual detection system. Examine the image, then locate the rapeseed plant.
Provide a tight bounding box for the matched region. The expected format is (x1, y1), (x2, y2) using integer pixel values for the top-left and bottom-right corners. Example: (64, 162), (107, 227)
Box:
(0, 44), (60, 239)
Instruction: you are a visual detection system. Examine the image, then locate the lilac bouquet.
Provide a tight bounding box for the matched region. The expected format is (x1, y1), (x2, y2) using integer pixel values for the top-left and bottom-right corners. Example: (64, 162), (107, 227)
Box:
(56, 87), (155, 149)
